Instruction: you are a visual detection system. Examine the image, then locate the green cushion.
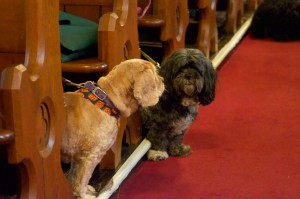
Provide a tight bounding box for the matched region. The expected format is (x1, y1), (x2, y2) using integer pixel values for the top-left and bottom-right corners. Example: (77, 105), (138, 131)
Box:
(59, 11), (98, 62)
(61, 47), (97, 62)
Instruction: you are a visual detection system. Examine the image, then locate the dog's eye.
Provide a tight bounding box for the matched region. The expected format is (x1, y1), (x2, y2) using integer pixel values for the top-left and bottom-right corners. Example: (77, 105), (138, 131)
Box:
(176, 73), (184, 78)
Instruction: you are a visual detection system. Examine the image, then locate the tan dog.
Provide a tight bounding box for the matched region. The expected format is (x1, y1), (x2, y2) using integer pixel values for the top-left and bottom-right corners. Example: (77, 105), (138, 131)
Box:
(61, 59), (164, 199)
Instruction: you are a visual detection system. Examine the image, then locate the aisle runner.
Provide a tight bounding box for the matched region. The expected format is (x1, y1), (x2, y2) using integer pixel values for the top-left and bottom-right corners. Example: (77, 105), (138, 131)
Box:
(114, 35), (300, 199)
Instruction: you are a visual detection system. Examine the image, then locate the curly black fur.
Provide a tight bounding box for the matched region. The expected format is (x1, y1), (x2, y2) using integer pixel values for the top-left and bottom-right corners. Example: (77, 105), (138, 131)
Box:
(250, 0), (300, 41)
(141, 48), (217, 161)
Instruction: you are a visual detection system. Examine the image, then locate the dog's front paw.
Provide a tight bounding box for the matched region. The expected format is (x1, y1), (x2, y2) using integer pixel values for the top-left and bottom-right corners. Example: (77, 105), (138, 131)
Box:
(147, 149), (169, 161)
(77, 192), (97, 199)
(86, 185), (97, 196)
(169, 144), (192, 156)
(74, 185), (97, 199)
(79, 195), (97, 199)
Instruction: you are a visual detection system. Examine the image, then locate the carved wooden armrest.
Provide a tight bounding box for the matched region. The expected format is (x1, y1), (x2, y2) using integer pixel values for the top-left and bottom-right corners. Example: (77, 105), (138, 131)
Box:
(138, 16), (165, 28)
(62, 58), (108, 74)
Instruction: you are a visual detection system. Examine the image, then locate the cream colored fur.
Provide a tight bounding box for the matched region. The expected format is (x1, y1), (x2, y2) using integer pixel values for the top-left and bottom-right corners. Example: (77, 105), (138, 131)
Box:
(61, 59), (164, 199)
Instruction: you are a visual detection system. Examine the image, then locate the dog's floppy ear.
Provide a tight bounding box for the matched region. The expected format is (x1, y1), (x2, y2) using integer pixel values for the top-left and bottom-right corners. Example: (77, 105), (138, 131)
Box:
(199, 61), (217, 105)
(133, 67), (164, 107)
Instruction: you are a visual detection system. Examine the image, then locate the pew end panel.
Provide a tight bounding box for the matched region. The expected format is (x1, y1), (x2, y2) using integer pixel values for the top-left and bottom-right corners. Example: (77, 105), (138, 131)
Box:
(98, 0), (142, 170)
(224, 0), (245, 34)
(187, 0), (219, 58)
(138, 0), (189, 61)
(0, 0), (73, 198)
(247, 0), (262, 11)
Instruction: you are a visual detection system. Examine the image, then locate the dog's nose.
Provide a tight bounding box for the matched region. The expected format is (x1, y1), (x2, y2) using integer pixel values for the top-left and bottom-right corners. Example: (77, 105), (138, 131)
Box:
(184, 85), (195, 96)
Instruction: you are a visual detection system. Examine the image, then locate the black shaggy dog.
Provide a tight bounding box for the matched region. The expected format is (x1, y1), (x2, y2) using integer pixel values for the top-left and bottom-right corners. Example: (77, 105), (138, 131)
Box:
(250, 0), (300, 41)
(141, 48), (217, 161)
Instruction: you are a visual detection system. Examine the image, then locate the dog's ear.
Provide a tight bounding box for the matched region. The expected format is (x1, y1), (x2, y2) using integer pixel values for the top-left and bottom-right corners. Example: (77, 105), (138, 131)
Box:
(134, 68), (164, 107)
(199, 62), (217, 105)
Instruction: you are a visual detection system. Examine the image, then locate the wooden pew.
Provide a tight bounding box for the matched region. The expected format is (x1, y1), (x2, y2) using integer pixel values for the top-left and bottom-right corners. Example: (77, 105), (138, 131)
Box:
(188, 0), (218, 58)
(59, 0), (141, 169)
(60, 0), (140, 78)
(138, 0), (189, 61)
(0, 1), (140, 198)
(197, 0), (218, 57)
(247, 0), (262, 10)
(0, 0), (73, 198)
(225, 0), (244, 34)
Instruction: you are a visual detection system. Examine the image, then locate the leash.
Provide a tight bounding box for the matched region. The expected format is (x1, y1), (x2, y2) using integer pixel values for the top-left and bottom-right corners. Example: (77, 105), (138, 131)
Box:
(63, 49), (160, 87)
(62, 77), (85, 88)
(140, 48), (160, 69)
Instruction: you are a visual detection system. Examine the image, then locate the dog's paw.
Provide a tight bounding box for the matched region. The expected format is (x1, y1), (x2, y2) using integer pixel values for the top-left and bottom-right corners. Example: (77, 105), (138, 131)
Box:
(75, 185), (97, 199)
(86, 185), (97, 195)
(147, 149), (169, 161)
(169, 144), (192, 156)
(80, 195), (97, 199)
(181, 144), (192, 156)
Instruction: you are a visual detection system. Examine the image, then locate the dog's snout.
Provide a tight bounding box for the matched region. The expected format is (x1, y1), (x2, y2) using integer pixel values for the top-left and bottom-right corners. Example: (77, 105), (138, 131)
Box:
(184, 85), (195, 96)
(186, 81), (193, 85)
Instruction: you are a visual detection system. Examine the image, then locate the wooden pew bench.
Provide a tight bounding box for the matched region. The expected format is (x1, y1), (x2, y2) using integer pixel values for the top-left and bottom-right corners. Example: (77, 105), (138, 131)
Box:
(247, 0), (262, 10)
(59, 0), (141, 170)
(187, 0), (218, 58)
(138, 0), (189, 62)
(217, 0), (244, 34)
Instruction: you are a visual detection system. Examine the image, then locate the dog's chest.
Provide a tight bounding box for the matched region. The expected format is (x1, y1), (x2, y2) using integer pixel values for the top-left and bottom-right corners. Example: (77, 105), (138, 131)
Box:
(171, 114), (195, 135)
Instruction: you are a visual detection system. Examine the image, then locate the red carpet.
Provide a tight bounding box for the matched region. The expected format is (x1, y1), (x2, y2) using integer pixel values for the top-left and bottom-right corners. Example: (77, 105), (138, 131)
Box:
(113, 35), (300, 199)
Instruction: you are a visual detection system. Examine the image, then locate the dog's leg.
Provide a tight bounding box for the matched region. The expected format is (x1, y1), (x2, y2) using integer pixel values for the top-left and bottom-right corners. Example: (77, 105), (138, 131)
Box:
(69, 155), (100, 199)
(146, 130), (169, 161)
(168, 134), (191, 156)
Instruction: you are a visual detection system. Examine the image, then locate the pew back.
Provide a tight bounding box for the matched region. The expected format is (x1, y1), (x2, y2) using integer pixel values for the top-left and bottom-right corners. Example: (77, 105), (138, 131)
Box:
(0, 1), (25, 72)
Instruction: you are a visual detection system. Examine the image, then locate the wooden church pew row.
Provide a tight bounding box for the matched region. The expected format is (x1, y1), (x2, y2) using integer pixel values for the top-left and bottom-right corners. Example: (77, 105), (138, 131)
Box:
(0, 0), (73, 198)
(59, 0), (141, 170)
(195, 0), (219, 58)
(138, 0), (189, 61)
(225, 0), (244, 34)
(247, 0), (262, 10)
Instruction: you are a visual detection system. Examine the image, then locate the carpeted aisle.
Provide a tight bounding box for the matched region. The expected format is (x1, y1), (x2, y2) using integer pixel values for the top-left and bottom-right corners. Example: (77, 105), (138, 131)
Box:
(113, 35), (300, 199)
